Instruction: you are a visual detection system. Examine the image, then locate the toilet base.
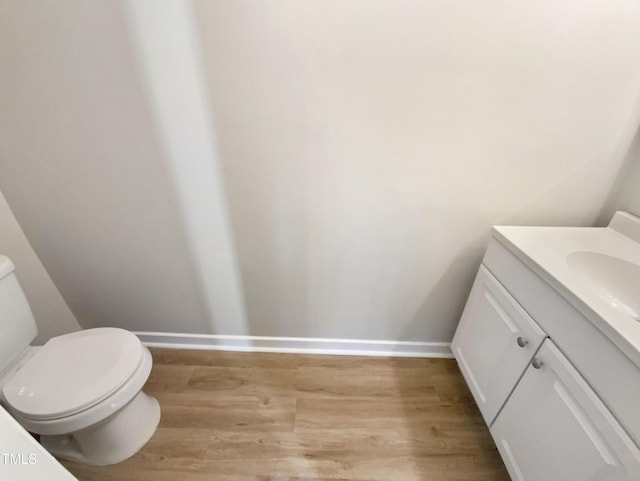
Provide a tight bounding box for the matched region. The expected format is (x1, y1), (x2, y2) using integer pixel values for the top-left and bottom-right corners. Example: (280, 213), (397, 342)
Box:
(41, 391), (160, 465)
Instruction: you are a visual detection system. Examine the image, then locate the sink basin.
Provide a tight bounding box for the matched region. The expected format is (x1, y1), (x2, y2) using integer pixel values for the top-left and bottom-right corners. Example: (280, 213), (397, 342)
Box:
(567, 251), (640, 320)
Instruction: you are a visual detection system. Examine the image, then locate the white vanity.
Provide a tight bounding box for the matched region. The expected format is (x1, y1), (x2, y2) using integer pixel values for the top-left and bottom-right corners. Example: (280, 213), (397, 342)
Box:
(452, 212), (640, 481)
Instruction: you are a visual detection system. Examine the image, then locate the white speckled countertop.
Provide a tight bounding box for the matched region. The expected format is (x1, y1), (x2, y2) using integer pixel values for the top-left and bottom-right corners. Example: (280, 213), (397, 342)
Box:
(492, 212), (640, 366)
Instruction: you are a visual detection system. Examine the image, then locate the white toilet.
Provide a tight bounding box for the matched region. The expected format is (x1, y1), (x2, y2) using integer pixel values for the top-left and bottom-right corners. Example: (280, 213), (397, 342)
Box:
(0, 255), (160, 465)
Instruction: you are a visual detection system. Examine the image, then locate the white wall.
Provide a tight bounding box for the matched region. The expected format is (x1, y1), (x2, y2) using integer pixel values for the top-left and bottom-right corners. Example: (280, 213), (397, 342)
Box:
(0, 1), (212, 335)
(1, 0), (640, 343)
(123, 0), (248, 336)
(193, 0), (640, 341)
(0, 189), (79, 344)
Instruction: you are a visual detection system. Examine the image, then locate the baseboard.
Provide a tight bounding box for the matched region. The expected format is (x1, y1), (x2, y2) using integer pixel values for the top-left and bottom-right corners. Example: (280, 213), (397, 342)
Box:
(134, 332), (453, 358)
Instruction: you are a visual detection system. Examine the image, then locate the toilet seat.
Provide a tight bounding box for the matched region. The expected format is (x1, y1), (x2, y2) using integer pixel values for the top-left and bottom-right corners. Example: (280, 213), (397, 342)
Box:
(2, 328), (143, 421)
(14, 346), (154, 436)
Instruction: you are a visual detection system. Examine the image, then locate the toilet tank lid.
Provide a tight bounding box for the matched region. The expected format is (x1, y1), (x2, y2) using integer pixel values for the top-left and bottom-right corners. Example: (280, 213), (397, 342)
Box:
(0, 256), (15, 280)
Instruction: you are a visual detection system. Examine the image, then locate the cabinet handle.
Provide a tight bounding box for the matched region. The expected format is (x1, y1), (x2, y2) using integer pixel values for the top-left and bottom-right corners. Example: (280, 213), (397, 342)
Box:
(516, 336), (528, 348)
(531, 358), (544, 369)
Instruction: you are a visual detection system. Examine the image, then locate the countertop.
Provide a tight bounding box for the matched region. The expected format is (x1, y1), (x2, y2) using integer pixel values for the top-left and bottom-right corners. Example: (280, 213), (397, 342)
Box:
(491, 212), (640, 367)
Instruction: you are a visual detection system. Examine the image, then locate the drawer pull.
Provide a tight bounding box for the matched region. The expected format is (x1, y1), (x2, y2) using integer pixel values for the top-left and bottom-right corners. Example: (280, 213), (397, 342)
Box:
(532, 358), (544, 369)
(516, 336), (528, 348)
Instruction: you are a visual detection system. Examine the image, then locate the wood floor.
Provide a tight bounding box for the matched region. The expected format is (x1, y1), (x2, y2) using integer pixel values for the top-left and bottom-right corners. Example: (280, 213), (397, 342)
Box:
(63, 348), (509, 481)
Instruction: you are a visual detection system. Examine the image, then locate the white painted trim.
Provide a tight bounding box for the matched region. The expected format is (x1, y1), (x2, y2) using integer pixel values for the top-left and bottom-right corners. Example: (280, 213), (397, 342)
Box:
(134, 332), (453, 358)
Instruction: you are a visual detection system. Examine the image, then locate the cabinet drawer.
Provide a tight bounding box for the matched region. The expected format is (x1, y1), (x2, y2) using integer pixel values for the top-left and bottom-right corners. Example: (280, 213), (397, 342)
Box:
(452, 266), (546, 425)
(491, 340), (640, 481)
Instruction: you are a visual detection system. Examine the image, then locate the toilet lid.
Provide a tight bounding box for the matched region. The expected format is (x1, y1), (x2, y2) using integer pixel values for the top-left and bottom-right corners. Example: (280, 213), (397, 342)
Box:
(2, 328), (143, 420)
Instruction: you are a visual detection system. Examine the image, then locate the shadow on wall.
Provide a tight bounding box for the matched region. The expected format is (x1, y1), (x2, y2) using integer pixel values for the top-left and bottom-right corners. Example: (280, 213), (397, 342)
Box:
(401, 247), (486, 343)
(123, 0), (249, 336)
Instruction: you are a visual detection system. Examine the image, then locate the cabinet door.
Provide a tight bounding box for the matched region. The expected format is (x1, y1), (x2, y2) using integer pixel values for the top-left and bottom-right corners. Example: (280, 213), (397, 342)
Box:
(491, 340), (640, 481)
(452, 266), (546, 424)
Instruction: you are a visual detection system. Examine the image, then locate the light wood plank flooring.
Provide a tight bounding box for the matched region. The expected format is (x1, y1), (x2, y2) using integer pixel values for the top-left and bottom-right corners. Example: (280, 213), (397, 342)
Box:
(63, 348), (509, 481)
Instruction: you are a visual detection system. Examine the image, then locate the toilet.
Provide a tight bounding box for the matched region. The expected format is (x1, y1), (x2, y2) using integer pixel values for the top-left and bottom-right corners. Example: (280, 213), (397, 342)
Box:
(0, 255), (160, 465)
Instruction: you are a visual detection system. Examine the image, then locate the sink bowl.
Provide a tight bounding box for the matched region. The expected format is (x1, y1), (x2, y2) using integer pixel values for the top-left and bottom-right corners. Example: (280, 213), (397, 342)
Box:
(567, 251), (640, 320)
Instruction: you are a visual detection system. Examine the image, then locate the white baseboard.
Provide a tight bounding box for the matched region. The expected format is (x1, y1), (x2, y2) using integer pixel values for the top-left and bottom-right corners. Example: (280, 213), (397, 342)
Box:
(134, 332), (453, 358)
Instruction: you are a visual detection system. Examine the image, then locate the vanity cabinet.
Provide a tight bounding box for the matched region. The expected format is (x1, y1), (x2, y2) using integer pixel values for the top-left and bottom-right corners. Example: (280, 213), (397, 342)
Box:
(451, 266), (545, 424)
(492, 340), (640, 481)
(453, 238), (640, 481)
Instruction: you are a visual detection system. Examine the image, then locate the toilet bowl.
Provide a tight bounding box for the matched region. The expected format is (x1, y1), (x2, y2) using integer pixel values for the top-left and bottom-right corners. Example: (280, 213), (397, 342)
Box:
(1, 328), (161, 465)
(0, 256), (160, 465)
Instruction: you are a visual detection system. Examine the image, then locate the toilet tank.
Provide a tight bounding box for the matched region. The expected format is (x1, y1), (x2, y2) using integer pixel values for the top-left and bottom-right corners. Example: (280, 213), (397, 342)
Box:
(0, 256), (38, 372)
